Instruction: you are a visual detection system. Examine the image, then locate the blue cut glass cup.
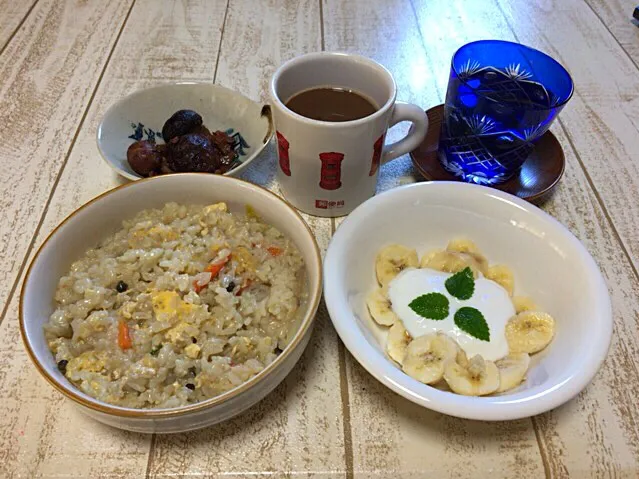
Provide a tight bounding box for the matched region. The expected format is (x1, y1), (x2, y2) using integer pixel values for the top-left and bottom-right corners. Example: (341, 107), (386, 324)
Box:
(439, 40), (574, 185)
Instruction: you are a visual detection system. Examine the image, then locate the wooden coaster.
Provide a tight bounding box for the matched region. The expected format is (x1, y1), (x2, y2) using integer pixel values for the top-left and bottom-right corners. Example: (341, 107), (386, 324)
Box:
(410, 104), (565, 203)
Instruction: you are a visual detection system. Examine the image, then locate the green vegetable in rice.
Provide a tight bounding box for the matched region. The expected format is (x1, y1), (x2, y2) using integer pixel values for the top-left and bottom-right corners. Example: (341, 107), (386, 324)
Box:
(149, 344), (163, 356)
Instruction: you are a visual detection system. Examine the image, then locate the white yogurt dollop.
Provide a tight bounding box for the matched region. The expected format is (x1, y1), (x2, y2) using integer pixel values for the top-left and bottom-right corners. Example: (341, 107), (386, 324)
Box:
(388, 268), (514, 361)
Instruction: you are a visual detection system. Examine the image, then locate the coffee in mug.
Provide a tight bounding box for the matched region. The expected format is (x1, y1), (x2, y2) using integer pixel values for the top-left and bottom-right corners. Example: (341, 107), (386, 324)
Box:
(285, 87), (378, 122)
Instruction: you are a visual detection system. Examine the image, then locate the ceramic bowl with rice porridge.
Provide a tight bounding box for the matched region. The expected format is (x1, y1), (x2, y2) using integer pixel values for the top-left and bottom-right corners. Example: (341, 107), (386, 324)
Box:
(21, 174), (322, 433)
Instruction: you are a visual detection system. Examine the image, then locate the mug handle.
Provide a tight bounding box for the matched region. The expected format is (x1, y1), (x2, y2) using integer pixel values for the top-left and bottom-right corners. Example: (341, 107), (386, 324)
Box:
(381, 102), (429, 164)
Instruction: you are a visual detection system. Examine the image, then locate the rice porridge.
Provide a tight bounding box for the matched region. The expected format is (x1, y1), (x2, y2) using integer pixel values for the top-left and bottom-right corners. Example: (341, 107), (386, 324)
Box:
(44, 202), (306, 409)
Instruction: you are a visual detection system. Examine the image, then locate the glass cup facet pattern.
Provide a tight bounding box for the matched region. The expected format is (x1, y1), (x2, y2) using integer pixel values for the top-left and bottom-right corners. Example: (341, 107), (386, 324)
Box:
(439, 40), (573, 185)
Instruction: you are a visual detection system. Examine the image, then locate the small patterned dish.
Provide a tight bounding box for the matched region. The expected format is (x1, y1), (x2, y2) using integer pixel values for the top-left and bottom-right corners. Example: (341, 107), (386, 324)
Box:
(97, 82), (273, 180)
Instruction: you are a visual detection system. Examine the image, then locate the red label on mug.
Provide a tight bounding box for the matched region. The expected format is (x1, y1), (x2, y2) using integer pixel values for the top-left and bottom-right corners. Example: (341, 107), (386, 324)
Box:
(319, 152), (344, 190)
(315, 199), (345, 209)
(368, 135), (384, 176)
(276, 131), (291, 176)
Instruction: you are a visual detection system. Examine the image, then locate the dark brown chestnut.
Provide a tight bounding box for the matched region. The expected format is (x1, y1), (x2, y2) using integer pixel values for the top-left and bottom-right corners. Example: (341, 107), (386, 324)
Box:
(210, 130), (239, 173)
(166, 133), (222, 173)
(161, 110), (203, 142)
(127, 140), (162, 176)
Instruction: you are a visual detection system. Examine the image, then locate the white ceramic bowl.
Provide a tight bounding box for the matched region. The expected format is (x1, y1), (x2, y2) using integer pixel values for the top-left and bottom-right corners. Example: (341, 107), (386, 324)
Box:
(324, 182), (612, 421)
(20, 174), (321, 433)
(97, 82), (273, 180)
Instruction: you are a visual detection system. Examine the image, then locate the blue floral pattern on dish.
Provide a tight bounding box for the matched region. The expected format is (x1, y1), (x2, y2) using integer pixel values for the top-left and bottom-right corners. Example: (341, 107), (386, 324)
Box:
(128, 123), (162, 143)
(226, 128), (250, 156)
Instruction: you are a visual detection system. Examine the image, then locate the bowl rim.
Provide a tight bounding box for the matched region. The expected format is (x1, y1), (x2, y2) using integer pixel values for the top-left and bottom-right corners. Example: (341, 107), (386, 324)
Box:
(95, 81), (275, 181)
(19, 173), (322, 418)
(323, 181), (613, 420)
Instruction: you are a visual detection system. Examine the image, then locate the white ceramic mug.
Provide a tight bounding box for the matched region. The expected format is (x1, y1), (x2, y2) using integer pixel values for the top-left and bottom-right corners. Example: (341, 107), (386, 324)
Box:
(269, 52), (429, 217)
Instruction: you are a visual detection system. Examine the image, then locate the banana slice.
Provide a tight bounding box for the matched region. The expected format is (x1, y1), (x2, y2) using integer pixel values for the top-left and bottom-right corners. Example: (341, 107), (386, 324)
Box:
(505, 311), (555, 354)
(402, 333), (458, 384)
(387, 322), (412, 364)
(455, 344), (469, 368)
(443, 354), (500, 396)
(420, 250), (481, 278)
(366, 288), (398, 326)
(446, 238), (488, 274)
(495, 353), (530, 393)
(485, 264), (515, 296)
(419, 249), (443, 269)
(512, 296), (539, 313)
(375, 244), (418, 286)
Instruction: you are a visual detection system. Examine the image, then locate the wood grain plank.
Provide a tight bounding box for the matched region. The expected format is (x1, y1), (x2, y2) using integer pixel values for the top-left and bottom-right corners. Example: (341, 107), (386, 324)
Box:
(324, 0), (545, 477)
(147, 2), (346, 477)
(527, 125), (639, 478)
(493, 0), (639, 270)
(0, 0), (134, 322)
(0, 0), (38, 50)
(411, 0), (639, 476)
(584, 0), (639, 69)
(484, 0), (639, 475)
(0, 0), (231, 477)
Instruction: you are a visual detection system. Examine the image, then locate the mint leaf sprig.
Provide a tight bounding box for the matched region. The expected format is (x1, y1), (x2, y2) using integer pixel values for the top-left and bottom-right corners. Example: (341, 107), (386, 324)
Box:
(409, 293), (449, 320)
(445, 267), (475, 300)
(407, 267), (490, 341)
(454, 307), (490, 341)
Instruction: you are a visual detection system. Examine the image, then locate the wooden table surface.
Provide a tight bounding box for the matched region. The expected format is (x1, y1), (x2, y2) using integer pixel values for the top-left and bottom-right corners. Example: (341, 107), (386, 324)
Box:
(2, 0), (639, 477)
